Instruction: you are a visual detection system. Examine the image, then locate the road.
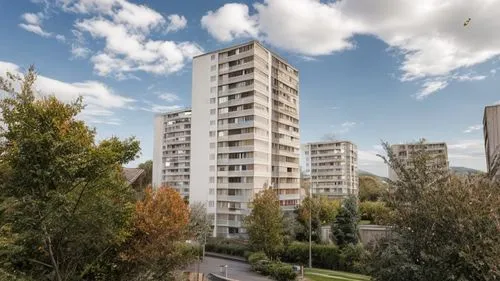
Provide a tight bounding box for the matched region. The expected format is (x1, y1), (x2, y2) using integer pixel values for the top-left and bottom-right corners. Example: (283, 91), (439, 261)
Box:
(186, 256), (271, 281)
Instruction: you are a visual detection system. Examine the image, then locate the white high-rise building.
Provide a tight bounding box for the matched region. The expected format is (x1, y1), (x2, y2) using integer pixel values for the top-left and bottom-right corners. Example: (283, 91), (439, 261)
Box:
(304, 141), (358, 199)
(190, 41), (301, 237)
(388, 141), (449, 181)
(152, 109), (192, 201)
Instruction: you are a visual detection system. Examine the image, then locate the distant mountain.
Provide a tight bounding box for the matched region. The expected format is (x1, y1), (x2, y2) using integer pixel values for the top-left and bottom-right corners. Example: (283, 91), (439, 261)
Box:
(450, 166), (484, 175)
(358, 170), (389, 182)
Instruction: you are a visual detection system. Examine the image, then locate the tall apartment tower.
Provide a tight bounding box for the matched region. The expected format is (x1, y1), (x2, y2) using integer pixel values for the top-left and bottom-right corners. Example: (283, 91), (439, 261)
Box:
(303, 141), (358, 199)
(152, 109), (192, 201)
(483, 104), (500, 179)
(190, 41), (301, 237)
(388, 141), (449, 181)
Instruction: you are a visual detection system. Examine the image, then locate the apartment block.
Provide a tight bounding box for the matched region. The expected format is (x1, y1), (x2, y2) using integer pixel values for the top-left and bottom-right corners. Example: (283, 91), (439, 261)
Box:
(483, 104), (500, 179)
(388, 141), (449, 181)
(304, 141), (358, 199)
(190, 41), (301, 237)
(152, 109), (192, 200)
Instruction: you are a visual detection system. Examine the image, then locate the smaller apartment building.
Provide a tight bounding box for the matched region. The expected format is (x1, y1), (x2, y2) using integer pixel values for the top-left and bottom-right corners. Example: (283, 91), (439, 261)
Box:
(304, 141), (358, 199)
(152, 109), (192, 200)
(484, 104), (500, 179)
(388, 141), (449, 181)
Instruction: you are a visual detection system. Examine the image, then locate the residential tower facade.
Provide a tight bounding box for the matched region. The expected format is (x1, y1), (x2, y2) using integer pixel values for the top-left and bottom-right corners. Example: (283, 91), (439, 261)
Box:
(483, 104), (500, 179)
(152, 109), (192, 201)
(190, 41), (301, 237)
(388, 141), (449, 181)
(303, 141), (358, 198)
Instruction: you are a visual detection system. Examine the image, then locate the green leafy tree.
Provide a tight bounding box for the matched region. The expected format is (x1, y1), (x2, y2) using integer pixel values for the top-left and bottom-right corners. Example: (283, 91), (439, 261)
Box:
(245, 188), (284, 259)
(137, 160), (152, 187)
(358, 176), (385, 202)
(370, 142), (500, 281)
(0, 67), (140, 281)
(295, 196), (340, 242)
(332, 195), (359, 247)
(359, 201), (391, 225)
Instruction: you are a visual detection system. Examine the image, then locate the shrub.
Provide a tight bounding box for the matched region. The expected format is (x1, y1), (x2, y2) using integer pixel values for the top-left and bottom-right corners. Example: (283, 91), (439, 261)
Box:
(205, 238), (249, 257)
(268, 262), (297, 281)
(248, 252), (269, 264)
(359, 201), (390, 224)
(282, 241), (341, 270)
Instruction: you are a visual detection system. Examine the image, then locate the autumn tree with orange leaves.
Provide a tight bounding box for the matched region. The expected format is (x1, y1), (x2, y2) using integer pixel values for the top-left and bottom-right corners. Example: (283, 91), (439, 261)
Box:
(119, 187), (199, 280)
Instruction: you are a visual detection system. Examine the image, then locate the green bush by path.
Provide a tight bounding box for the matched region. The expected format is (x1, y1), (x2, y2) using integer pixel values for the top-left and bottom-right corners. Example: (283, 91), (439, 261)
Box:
(248, 252), (297, 281)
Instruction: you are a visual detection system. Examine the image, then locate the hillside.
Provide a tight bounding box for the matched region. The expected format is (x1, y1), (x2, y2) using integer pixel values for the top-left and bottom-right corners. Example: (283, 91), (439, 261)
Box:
(450, 166), (484, 175)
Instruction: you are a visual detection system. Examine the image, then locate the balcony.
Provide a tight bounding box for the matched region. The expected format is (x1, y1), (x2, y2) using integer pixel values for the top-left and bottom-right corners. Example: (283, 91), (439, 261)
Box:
(218, 84), (255, 96)
(217, 121), (255, 131)
(217, 145), (254, 154)
(219, 61), (255, 75)
(218, 109), (255, 120)
(217, 195), (246, 202)
(218, 51), (254, 64)
(219, 73), (254, 85)
(216, 182), (255, 189)
(216, 220), (243, 227)
(217, 170), (254, 177)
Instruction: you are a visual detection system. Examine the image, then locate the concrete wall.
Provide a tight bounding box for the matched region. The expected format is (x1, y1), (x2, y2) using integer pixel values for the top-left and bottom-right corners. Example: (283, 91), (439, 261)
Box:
(320, 225), (391, 245)
(152, 114), (163, 188)
(484, 105), (500, 175)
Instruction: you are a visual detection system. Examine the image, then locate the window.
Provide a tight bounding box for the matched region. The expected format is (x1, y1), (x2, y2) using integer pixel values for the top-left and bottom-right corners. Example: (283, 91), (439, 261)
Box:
(210, 86), (216, 93)
(228, 227), (239, 234)
(209, 188), (215, 195)
(211, 65), (216, 71)
(210, 98), (216, 104)
(209, 201), (214, 207)
(210, 109), (216, 115)
(209, 131), (216, 137)
(209, 154), (215, 160)
(210, 142), (216, 149)
(209, 165), (215, 172)
(209, 177), (215, 183)
(210, 76), (216, 82)
(210, 120), (216, 125)
(211, 54), (215, 60)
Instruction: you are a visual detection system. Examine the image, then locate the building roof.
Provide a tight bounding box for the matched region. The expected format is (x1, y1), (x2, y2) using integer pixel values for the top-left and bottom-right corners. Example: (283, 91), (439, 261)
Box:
(122, 168), (145, 185)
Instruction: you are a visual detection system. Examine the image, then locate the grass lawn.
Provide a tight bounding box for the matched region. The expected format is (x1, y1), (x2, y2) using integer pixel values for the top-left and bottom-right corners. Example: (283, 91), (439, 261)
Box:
(304, 268), (370, 281)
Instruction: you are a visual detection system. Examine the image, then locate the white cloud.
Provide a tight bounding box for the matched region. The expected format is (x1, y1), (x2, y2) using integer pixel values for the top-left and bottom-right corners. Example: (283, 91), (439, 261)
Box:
(416, 80), (449, 99)
(201, 3), (259, 42)
(21, 12), (42, 25)
(62, 0), (202, 77)
(495, 100), (500, 105)
(166, 14), (187, 33)
(491, 69), (497, 75)
(447, 139), (486, 171)
(203, 0), (500, 98)
(141, 104), (183, 113)
(0, 61), (133, 124)
(358, 146), (387, 177)
(463, 124), (482, 133)
(71, 44), (91, 59)
(454, 74), (487, 81)
(158, 93), (180, 103)
(19, 23), (52, 37)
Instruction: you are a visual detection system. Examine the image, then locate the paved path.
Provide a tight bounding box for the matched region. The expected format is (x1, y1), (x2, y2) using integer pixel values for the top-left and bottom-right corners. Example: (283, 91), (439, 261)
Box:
(186, 256), (271, 281)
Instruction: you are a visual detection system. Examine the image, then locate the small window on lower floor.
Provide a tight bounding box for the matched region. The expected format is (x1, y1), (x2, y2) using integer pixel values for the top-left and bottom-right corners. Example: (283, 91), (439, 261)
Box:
(228, 227), (239, 234)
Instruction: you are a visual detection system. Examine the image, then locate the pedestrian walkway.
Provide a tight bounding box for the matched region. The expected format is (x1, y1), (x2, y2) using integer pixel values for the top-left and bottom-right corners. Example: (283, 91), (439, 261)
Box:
(185, 256), (271, 281)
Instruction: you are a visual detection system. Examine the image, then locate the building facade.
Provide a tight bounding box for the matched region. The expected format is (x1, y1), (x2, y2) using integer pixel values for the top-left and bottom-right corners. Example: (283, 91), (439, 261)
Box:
(303, 141), (358, 199)
(152, 109), (192, 201)
(388, 141), (449, 181)
(190, 41), (301, 237)
(483, 104), (500, 179)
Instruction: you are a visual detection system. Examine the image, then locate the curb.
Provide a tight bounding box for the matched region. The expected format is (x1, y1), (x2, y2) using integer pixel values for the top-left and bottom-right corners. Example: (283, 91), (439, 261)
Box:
(204, 252), (248, 263)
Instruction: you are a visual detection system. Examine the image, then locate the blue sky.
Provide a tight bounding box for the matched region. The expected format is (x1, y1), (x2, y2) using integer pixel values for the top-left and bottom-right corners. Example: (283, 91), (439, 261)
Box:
(1, 0), (499, 176)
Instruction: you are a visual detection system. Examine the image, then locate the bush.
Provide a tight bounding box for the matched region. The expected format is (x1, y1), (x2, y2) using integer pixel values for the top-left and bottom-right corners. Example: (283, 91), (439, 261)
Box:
(205, 238), (249, 257)
(248, 252), (296, 281)
(359, 201), (390, 224)
(282, 241), (341, 270)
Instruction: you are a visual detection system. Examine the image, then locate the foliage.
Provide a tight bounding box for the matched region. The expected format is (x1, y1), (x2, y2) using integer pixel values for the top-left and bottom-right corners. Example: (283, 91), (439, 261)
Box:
(137, 160), (152, 187)
(188, 202), (213, 244)
(332, 196), (360, 247)
(359, 201), (391, 225)
(0, 66), (139, 281)
(358, 176), (385, 202)
(295, 196), (340, 242)
(245, 188), (285, 259)
(370, 142), (500, 281)
(281, 242), (368, 273)
(248, 252), (297, 281)
(119, 187), (196, 280)
(205, 238), (249, 257)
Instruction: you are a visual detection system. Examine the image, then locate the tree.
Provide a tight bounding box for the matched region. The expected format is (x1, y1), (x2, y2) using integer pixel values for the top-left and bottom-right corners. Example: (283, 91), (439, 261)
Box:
(120, 187), (196, 280)
(295, 196), (340, 242)
(245, 188), (284, 259)
(188, 202), (213, 258)
(370, 142), (500, 281)
(359, 201), (391, 225)
(358, 176), (385, 202)
(0, 66), (140, 280)
(332, 195), (359, 247)
(137, 160), (152, 187)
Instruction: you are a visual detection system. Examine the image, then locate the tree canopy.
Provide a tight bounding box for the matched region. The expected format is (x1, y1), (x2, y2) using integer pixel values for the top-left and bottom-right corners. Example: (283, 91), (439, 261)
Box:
(0, 66), (140, 281)
(245, 188), (285, 259)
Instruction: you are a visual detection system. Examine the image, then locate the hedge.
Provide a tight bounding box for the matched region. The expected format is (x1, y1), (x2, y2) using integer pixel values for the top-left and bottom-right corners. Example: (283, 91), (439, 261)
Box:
(248, 252), (297, 281)
(205, 238), (250, 257)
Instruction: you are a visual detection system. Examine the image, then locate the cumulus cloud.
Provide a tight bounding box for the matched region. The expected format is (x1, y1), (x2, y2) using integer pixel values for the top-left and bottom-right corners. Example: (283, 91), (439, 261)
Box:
(463, 124), (483, 133)
(141, 103), (183, 113)
(19, 23), (52, 37)
(447, 139), (486, 170)
(201, 3), (259, 42)
(202, 0), (500, 98)
(166, 14), (187, 33)
(22, 12), (42, 25)
(0, 61), (133, 125)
